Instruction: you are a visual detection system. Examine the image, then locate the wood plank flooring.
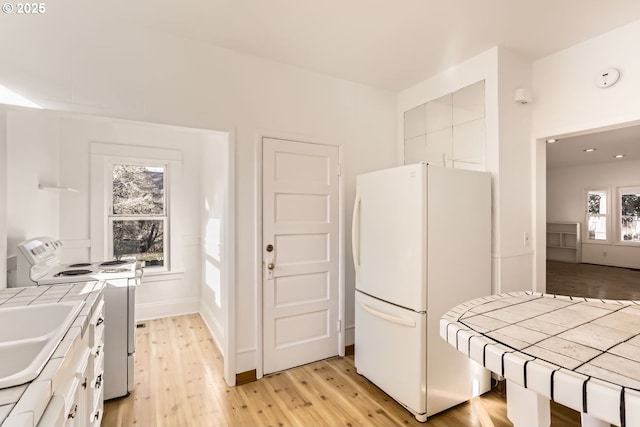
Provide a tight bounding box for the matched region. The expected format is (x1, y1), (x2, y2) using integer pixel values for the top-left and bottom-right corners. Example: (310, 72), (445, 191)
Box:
(546, 260), (640, 300)
(102, 314), (581, 427)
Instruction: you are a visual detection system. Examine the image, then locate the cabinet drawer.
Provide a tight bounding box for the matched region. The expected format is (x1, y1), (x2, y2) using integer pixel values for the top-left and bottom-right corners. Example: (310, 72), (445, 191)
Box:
(89, 298), (105, 349)
(92, 346), (104, 379)
(89, 386), (104, 427)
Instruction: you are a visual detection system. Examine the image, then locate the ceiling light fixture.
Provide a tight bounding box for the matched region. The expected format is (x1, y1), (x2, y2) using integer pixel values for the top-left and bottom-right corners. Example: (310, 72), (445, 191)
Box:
(546, 139), (557, 143)
(584, 148), (597, 153)
(614, 154), (625, 158)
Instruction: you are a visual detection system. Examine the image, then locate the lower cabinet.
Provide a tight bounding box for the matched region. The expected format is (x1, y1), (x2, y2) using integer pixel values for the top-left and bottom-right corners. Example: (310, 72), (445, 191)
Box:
(37, 296), (105, 427)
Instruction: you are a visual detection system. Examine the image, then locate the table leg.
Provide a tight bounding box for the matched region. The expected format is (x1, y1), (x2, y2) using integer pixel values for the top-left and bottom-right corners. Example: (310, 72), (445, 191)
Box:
(580, 413), (610, 427)
(506, 380), (551, 427)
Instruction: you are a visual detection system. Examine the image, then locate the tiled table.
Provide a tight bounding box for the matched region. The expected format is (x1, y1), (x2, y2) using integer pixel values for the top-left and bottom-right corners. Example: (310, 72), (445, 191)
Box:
(440, 292), (640, 427)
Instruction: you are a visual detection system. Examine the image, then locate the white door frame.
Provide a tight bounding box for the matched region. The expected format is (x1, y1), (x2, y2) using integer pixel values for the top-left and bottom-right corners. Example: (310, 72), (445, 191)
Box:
(254, 132), (345, 379)
(533, 118), (640, 293)
(223, 129), (236, 386)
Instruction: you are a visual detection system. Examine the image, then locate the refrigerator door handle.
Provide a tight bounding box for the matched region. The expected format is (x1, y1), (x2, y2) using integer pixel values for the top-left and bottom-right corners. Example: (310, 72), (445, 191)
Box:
(359, 302), (416, 328)
(351, 191), (361, 279)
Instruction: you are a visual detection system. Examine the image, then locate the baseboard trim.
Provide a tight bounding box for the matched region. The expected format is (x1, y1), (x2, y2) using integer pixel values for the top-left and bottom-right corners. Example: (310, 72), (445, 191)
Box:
(345, 344), (354, 356)
(135, 297), (199, 321)
(236, 369), (257, 385)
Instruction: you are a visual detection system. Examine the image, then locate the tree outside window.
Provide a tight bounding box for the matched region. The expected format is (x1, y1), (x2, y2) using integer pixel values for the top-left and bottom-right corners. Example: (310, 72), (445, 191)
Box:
(586, 190), (607, 241)
(110, 164), (167, 267)
(620, 187), (640, 243)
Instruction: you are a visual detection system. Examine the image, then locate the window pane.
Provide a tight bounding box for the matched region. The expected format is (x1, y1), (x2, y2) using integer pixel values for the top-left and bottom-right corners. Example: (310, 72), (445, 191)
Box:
(587, 191), (607, 214)
(621, 192), (640, 242)
(113, 220), (164, 266)
(587, 215), (607, 240)
(113, 165), (164, 215)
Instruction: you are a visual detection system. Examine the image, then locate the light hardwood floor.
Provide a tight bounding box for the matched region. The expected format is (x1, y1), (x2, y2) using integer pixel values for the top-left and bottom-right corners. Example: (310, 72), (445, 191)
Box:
(102, 314), (580, 427)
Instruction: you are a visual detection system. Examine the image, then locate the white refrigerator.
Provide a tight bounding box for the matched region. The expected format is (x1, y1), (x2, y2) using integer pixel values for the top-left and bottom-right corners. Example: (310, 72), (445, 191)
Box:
(352, 163), (491, 422)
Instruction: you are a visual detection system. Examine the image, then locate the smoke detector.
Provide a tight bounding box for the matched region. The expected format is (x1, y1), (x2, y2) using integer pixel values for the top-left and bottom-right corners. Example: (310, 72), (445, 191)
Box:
(595, 68), (620, 88)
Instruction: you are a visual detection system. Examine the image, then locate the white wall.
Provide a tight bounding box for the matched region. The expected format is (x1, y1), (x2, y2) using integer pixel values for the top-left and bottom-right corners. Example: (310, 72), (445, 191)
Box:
(0, 24), (397, 374)
(398, 47), (534, 294)
(200, 132), (229, 352)
(547, 159), (640, 269)
(6, 111), (61, 254)
(532, 19), (640, 289)
(495, 49), (534, 293)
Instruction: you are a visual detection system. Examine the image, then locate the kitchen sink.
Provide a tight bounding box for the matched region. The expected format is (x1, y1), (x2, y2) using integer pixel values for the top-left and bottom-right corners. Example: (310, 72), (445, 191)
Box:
(0, 301), (85, 389)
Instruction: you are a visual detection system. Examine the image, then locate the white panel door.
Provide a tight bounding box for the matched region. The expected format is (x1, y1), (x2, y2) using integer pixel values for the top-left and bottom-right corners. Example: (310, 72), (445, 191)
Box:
(262, 137), (340, 374)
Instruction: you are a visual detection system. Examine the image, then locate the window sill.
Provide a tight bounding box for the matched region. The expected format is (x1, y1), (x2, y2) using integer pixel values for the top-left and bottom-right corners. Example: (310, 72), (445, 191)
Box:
(140, 269), (184, 282)
(584, 240), (610, 245)
(616, 242), (640, 248)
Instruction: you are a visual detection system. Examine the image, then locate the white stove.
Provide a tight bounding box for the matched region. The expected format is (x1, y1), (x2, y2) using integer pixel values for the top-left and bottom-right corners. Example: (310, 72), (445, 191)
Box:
(15, 236), (137, 286)
(12, 236), (141, 400)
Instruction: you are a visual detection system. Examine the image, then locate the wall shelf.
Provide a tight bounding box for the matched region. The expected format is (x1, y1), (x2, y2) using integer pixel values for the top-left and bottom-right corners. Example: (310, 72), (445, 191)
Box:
(38, 184), (78, 193)
(547, 222), (581, 263)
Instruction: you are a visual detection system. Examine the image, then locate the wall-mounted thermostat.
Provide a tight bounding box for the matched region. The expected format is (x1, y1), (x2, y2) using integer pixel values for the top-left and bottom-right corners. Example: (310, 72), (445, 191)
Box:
(595, 68), (620, 88)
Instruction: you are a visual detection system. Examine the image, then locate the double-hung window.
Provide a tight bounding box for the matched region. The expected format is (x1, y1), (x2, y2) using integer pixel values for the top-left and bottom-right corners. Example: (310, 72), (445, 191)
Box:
(109, 163), (168, 268)
(586, 189), (608, 242)
(619, 187), (640, 244)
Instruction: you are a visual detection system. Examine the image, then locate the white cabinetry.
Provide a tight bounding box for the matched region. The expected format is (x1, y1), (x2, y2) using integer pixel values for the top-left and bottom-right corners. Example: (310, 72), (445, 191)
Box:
(403, 81), (485, 170)
(0, 283), (104, 427)
(34, 295), (105, 427)
(547, 222), (581, 263)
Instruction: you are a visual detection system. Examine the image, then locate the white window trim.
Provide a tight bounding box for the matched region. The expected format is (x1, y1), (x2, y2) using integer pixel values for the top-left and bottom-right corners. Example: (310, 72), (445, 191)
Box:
(90, 142), (183, 274)
(108, 161), (169, 271)
(617, 186), (640, 247)
(585, 187), (611, 245)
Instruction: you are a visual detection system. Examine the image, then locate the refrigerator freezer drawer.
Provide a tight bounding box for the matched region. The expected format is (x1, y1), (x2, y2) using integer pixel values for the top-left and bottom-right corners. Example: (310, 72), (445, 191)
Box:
(355, 291), (427, 418)
(127, 353), (135, 392)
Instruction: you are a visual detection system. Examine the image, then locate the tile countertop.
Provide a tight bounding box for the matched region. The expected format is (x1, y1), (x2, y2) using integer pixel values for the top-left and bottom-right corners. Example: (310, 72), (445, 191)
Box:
(0, 282), (104, 426)
(440, 292), (640, 427)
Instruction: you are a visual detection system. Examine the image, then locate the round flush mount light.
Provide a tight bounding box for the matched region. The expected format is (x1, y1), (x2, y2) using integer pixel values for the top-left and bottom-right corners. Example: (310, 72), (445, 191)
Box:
(595, 68), (621, 88)
(614, 154), (625, 158)
(584, 148), (597, 152)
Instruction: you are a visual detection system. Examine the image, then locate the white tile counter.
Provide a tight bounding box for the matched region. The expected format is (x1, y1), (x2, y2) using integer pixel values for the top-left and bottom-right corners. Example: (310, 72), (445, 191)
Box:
(441, 292), (640, 427)
(0, 282), (104, 426)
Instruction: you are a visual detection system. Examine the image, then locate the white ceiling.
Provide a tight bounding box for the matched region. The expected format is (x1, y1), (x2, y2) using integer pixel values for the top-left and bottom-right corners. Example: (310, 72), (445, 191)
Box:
(546, 124), (640, 169)
(19, 0), (640, 92)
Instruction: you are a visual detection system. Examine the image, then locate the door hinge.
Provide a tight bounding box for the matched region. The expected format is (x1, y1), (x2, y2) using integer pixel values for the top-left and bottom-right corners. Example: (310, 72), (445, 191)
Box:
(337, 319), (342, 332)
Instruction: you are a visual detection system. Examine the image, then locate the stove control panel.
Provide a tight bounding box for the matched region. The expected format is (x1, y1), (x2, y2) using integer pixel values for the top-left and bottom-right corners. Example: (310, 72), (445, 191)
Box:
(17, 237), (62, 266)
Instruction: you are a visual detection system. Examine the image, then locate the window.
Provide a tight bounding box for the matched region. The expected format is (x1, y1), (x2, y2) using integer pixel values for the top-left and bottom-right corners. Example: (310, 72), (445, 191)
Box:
(109, 163), (168, 268)
(586, 189), (608, 241)
(619, 187), (640, 244)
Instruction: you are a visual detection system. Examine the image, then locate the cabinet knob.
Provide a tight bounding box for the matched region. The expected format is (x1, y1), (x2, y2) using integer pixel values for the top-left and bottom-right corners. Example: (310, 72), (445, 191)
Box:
(96, 317), (104, 326)
(68, 404), (78, 419)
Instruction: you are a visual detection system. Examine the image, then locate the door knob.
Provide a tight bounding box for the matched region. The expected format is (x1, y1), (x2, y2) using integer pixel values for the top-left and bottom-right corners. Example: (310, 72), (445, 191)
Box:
(267, 262), (275, 270)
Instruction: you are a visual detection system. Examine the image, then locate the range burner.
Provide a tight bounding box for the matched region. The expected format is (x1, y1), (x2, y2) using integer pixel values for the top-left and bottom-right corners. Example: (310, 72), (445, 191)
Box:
(99, 260), (131, 267)
(69, 263), (92, 268)
(55, 269), (94, 277)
